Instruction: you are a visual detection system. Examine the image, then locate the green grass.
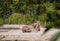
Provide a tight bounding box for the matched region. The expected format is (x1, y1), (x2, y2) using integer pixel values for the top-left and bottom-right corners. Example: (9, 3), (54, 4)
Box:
(50, 32), (60, 41)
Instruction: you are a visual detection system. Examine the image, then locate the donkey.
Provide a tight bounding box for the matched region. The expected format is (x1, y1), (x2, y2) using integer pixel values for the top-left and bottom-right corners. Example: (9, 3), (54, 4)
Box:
(22, 21), (40, 33)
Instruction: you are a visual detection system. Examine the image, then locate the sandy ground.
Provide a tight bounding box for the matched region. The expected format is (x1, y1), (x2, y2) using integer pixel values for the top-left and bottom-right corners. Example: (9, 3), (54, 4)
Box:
(0, 25), (60, 41)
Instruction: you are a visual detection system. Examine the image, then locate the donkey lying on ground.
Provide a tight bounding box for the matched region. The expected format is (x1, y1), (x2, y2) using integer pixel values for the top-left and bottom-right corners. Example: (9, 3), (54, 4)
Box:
(22, 21), (40, 33)
(22, 25), (34, 32)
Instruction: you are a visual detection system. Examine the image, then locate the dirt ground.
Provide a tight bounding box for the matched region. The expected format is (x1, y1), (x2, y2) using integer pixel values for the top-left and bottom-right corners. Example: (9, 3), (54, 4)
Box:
(0, 25), (60, 41)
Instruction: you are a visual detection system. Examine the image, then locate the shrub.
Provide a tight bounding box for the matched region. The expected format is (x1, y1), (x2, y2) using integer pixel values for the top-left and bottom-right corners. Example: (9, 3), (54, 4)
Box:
(5, 13), (27, 24)
(44, 22), (55, 33)
(55, 20), (60, 27)
(0, 18), (3, 25)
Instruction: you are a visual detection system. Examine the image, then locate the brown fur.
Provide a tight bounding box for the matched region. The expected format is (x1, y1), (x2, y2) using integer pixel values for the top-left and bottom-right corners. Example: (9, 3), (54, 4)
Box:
(22, 25), (34, 33)
(22, 21), (40, 33)
(31, 21), (40, 32)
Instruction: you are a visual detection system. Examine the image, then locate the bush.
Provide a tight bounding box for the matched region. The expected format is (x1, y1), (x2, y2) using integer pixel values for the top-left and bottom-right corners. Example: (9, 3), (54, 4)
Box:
(5, 13), (34, 24)
(0, 18), (3, 25)
(5, 13), (27, 24)
(55, 20), (60, 27)
(44, 22), (55, 33)
(46, 22), (55, 28)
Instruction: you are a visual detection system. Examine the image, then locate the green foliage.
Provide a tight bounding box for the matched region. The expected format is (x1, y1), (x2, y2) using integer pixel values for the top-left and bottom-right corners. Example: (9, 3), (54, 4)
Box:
(44, 2), (55, 13)
(0, 18), (3, 25)
(44, 22), (55, 33)
(47, 12), (58, 22)
(0, 0), (12, 19)
(5, 13), (27, 24)
(0, 0), (60, 27)
(50, 32), (60, 41)
(55, 20), (60, 26)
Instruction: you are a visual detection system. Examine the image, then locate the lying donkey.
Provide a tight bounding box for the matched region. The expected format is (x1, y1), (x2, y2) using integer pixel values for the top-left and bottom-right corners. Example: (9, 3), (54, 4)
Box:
(22, 21), (40, 33)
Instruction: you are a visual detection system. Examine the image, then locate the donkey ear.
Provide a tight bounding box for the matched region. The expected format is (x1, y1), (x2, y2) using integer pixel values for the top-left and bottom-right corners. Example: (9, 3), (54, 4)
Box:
(31, 23), (34, 26)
